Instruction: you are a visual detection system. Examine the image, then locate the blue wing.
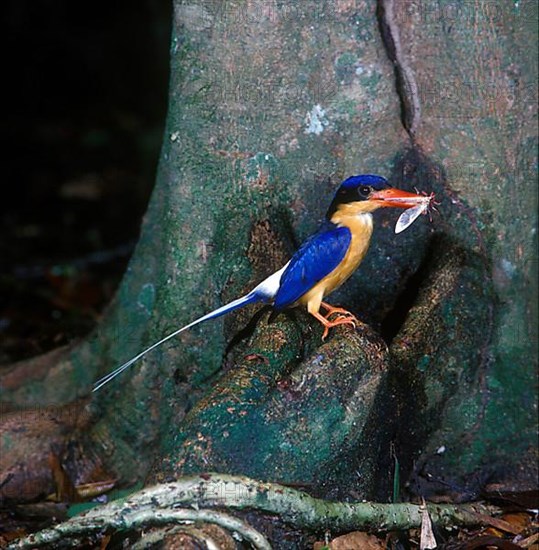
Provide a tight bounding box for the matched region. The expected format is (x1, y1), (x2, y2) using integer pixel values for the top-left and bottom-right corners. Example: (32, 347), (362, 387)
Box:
(273, 222), (351, 310)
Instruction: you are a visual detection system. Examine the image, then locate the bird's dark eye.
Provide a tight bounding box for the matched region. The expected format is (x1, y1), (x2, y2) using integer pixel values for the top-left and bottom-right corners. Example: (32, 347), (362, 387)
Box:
(359, 186), (371, 197)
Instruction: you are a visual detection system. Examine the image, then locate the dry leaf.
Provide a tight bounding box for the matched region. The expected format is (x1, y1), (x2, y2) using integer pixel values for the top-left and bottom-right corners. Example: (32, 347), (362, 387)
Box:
(473, 512), (526, 536)
(48, 451), (81, 502)
(420, 499), (437, 549)
(75, 479), (116, 499)
(314, 531), (385, 550)
(461, 534), (523, 549)
(517, 531), (539, 548)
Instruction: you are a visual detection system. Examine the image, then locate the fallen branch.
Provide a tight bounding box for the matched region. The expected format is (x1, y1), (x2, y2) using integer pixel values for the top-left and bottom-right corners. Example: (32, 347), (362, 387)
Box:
(9, 473), (503, 549)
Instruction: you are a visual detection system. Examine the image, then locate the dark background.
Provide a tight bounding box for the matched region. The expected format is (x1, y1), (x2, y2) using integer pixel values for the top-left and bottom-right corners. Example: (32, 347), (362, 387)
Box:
(1, 1), (171, 363)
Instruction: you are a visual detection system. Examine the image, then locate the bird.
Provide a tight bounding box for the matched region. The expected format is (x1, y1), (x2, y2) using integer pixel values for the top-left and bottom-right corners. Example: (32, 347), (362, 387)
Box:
(92, 174), (427, 392)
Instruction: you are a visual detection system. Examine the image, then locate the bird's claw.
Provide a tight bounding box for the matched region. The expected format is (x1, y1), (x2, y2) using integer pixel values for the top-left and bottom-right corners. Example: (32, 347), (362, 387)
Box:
(320, 302), (359, 325)
(320, 315), (357, 340)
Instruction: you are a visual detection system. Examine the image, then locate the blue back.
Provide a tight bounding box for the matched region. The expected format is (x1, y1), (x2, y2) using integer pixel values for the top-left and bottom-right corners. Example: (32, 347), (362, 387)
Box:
(273, 221), (351, 310)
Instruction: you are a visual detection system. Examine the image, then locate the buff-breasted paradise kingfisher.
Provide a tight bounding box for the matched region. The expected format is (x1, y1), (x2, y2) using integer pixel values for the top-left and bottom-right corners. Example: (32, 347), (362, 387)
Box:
(93, 174), (431, 392)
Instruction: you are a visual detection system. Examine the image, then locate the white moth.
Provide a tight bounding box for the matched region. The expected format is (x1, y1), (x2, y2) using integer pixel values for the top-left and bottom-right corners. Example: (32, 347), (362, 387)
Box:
(394, 194), (434, 234)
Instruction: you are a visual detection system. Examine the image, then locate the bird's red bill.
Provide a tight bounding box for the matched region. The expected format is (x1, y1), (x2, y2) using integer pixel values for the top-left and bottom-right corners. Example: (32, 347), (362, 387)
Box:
(369, 187), (430, 208)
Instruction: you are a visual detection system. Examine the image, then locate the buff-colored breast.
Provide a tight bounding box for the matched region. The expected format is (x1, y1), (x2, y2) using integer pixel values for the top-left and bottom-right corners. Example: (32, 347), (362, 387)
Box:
(299, 205), (374, 314)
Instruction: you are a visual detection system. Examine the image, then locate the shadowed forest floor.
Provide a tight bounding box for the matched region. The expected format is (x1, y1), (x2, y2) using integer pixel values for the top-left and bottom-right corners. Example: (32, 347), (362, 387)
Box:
(1, 0), (170, 365)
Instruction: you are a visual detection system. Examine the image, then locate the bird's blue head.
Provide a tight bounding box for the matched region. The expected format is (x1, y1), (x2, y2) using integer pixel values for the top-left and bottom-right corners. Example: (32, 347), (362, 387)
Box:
(340, 174), (390, 191)
(326, 174), (425, 219)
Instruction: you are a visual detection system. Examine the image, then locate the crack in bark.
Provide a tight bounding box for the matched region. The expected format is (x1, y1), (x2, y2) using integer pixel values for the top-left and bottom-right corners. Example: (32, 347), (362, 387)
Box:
(377, 0), (421, 138)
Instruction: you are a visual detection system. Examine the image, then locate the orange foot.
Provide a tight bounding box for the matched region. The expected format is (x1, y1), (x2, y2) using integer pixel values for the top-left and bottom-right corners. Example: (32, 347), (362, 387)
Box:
(320, 301), (359, 322)
(311, 305), (359, 340)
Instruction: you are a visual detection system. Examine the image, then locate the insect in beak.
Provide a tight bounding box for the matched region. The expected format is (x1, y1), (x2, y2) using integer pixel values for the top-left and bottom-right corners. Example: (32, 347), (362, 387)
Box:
(394, 192), (437, 233)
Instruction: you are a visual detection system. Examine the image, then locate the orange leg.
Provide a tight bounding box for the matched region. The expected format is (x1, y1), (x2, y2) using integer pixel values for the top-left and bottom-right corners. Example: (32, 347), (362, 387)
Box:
(320, 301), (359, 323)
(310, 310), (357, 340)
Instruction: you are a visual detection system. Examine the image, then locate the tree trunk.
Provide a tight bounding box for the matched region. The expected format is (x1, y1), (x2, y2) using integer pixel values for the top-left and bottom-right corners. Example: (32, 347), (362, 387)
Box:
(1, 0), (537, 544)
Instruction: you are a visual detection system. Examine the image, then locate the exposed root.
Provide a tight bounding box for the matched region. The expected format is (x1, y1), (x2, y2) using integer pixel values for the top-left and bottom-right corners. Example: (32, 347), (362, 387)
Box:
(8, 473), (503, 549)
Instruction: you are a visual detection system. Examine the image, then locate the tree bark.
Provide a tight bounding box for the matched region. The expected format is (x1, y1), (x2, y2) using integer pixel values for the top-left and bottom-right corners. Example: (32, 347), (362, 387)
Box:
(1, 0), (537, 545)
